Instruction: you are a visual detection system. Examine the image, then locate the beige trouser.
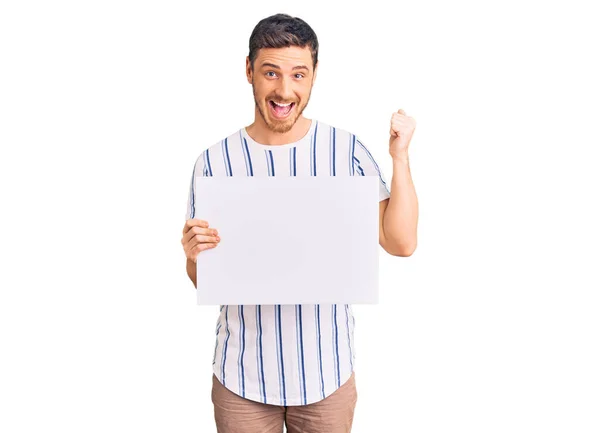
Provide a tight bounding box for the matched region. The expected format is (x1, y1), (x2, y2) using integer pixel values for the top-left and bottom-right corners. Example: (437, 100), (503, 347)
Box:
(211, 371), (358, 433)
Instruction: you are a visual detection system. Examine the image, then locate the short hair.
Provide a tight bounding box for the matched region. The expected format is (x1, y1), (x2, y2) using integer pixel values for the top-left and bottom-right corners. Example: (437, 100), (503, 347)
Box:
(248, 13), (319, 71)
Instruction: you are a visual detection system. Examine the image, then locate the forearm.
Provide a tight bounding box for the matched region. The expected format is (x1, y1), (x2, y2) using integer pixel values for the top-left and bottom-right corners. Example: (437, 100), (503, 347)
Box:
(186, 258), (197, 288)
(383, 153), (418, 255)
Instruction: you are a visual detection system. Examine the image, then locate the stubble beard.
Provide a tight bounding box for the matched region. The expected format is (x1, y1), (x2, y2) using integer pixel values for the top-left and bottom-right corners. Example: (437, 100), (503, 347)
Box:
(252, 80), (312, 134)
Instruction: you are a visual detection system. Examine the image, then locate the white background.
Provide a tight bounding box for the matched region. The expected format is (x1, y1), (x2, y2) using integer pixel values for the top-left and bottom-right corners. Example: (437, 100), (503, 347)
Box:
(1, 1), (599, 432)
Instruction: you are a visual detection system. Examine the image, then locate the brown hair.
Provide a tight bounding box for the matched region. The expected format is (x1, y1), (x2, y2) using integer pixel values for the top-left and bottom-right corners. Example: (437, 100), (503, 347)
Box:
(248, 13), (319, 72)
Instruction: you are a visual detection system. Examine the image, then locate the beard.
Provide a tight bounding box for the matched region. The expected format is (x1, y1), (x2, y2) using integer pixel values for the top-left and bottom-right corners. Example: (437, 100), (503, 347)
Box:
(252, 81), (312, 134)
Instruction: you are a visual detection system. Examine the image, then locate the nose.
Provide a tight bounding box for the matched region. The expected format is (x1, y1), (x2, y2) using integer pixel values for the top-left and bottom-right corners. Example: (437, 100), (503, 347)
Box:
(274, 76), (294, 102)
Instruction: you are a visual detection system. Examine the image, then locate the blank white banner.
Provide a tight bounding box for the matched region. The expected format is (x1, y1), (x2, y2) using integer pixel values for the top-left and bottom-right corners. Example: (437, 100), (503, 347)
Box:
(194, 176), (380, 305)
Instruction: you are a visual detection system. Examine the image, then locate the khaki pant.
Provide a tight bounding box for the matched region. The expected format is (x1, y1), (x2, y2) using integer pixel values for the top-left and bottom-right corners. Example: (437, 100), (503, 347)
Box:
(211, 371), (358, 433)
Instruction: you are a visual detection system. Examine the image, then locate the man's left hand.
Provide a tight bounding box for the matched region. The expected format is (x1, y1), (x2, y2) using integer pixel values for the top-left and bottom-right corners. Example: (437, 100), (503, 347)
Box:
(389, 109), (416, 159)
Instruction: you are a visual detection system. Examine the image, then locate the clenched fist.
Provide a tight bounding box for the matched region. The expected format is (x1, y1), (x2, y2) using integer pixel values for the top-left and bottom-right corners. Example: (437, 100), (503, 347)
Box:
(181, 218), (221, 263)
(389, 109), (416, 159)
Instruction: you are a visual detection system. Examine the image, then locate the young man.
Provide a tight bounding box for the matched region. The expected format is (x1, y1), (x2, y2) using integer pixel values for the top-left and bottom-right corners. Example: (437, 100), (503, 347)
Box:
(180, 13), (418, 433)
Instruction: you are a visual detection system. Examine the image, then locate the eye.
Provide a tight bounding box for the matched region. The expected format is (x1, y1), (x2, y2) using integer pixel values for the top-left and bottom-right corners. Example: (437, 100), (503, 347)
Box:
(266, 71), (276, 77)
(295, 73), (304, 79)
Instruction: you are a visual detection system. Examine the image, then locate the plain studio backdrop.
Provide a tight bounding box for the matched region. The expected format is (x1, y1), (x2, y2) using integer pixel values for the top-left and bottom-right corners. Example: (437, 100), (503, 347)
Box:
(1, 1), (598, 432)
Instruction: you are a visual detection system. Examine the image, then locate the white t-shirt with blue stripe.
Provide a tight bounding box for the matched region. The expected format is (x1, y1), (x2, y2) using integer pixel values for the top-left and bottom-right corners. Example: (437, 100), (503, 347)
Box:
(185, 119), (391, 406)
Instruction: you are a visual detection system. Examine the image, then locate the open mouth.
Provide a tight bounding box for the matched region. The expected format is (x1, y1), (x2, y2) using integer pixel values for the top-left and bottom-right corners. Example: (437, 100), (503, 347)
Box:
(269, 100), (295, 119)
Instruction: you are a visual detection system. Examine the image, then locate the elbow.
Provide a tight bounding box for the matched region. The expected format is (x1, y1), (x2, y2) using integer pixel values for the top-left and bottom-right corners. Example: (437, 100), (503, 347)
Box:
(387, 241), (417, 257)
(392, 247), (416, 257)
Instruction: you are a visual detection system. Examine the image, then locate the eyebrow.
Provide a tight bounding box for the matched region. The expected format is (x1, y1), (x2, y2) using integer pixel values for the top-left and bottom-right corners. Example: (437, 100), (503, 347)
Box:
(260, 62), (310, 72)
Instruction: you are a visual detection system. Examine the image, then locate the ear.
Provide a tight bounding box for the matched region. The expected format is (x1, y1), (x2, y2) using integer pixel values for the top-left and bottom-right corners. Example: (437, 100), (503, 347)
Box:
(312, 61), (318, 82)
(246, 57), (253, 84)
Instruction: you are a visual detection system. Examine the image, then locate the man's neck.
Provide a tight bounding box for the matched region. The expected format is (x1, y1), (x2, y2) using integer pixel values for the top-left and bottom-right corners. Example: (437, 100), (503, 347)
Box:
(246, 115), (312, 145)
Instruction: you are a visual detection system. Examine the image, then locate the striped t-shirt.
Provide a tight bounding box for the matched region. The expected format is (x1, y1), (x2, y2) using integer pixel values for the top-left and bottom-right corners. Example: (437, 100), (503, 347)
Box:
(185, 118), (391, 406)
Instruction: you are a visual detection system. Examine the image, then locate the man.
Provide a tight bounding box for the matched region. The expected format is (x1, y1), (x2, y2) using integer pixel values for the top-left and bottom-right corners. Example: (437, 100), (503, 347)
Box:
(180, 13), (418, 433)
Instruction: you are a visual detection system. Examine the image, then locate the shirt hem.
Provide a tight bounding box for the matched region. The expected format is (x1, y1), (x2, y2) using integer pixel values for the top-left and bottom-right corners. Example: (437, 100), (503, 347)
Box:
(212, 366), (354, 407)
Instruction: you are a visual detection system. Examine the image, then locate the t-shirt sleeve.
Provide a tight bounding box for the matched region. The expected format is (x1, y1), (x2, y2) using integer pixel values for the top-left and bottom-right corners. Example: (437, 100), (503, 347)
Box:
(185, 154), (205, 220)
(352, 138), (391, 202)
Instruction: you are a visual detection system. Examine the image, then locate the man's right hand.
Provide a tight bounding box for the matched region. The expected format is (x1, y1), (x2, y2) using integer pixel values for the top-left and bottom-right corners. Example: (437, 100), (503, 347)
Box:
(181, 218), (220, 263)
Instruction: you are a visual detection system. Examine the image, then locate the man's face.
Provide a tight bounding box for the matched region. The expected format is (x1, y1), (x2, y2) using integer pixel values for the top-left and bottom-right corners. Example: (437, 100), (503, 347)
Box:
(246, 46), (317, 134)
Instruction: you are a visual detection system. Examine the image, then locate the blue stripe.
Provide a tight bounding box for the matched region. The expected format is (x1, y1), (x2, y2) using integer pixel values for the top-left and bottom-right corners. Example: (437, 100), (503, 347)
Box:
(356, 139), (390, 193)
(332, 306), (336, 383)
(289, 147), (297, 176)
(277, 305), (287, 405)
(331, 126), (336, 176)
(353, 156), (365, 176)
(311, 121), (319, 175)
(205, 148), (213, 176)
(256, 306), (267, 403)
(225, 137), (231, 176)
(329, 127), (332, 176)
(293, 148), (297, 175)
(189, 159), (197, 219)
(315, 305), (325, 399)
(310, 130), (314, 175)
(238, 305), (246, 397)
(333, 304), (340, 387)
(345, 304), (353, 370)
(270, 150), (275, 175)
(240, 131), (249, 175)
(222, 138), (232, 176)
(296, 305), (307, 404)
(349, 134), (355, 175)
(255, 308), (261, 400)
(241, 135), (254, 176)
(221, 306), (230, 385)
(265, 150), (275, 176)
(274, 305), (283, 405)
(296, 306), (302, 400)
(298, 305), (307, 404)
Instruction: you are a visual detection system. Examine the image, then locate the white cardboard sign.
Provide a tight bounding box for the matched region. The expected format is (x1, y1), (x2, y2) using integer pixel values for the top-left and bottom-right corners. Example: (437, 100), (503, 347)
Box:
(194, 176), (380, 305)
